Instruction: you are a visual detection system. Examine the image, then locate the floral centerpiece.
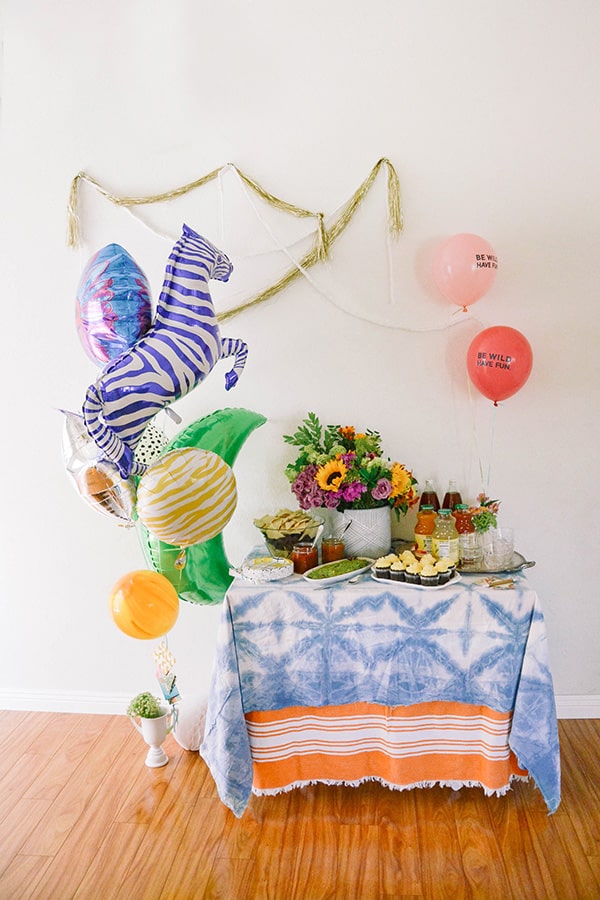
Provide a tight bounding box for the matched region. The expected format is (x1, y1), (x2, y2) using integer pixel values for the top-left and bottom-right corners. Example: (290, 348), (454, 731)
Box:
(469, 493), (501, 532)
(283, 412), (418, 517)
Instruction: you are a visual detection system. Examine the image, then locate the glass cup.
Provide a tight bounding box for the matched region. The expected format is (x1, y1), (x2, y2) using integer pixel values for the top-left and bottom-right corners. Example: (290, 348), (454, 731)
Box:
(484, 527), (514, 569)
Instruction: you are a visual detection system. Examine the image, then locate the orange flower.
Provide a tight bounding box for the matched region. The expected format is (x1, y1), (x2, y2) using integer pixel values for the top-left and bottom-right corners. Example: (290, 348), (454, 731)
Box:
(390, 463), (411, 498)
(338, 426), (355, 441)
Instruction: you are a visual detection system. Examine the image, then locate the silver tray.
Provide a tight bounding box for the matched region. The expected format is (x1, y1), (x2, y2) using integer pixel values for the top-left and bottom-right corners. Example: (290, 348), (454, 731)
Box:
(457, 551), (536, 576)
(391, 540), (535, 576)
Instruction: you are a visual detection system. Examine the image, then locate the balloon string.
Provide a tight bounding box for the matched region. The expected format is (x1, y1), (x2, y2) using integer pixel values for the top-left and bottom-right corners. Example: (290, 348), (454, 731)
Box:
(466, 372), (483, 491)
(486, 402), (499, 496)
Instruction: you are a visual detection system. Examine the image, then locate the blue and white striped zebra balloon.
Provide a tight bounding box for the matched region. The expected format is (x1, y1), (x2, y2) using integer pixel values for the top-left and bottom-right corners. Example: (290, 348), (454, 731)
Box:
(82, 225), (248, 479)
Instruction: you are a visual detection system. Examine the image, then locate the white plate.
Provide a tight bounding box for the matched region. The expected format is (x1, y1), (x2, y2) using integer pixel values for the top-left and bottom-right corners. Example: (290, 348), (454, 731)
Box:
(233, 556), (294, 583)
(370, 570), (462, 591)
(303, 558), (375, 586)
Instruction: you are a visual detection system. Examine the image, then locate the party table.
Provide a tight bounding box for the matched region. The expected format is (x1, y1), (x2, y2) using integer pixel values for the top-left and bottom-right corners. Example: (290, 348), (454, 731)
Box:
(200, 568), (560, 818)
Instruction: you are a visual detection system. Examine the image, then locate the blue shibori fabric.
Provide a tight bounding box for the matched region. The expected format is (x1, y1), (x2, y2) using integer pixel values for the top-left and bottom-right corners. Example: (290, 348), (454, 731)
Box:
(200, 574), (560, 817)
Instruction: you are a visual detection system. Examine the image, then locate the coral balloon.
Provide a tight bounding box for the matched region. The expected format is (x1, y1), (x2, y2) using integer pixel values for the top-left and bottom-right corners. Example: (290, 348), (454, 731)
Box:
(136, 447), (237, 547)
(467, 326), (533, 405)
(109, 570), (179, 639)
(76, 244), (152, 366)
(433, 233), (498, 309)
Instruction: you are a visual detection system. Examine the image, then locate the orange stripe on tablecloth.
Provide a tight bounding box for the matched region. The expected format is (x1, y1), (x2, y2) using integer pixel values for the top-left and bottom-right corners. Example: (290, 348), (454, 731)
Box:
(245, 700), (528, 793)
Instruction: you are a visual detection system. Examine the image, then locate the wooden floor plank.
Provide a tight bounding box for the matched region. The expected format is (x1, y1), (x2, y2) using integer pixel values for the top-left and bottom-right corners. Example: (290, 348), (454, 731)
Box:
(377, 788), (422, 897)
(73, 822), (147, 899)
(0, 712), (599, 900)
(0, 853), (53, 900)
(157, 797), (234, 898)
(452, 789), (513, 897)
(416, 788), (469, 899)
(113, 741), (212, 899)
(0, 797), (53, 881)
(22, 715), (130, 857)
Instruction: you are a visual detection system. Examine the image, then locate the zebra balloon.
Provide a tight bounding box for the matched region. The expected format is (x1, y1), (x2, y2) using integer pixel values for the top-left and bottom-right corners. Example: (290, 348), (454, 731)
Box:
(82, 225), (248, 479)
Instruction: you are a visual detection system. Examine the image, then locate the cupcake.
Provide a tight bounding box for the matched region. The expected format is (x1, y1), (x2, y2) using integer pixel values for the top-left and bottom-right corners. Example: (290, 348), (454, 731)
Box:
(435, 558), (452, 584)
(420, 562), (440, 587)
(420, 553), (437, 568)
(374, 555), (393, 579)
(400, 550), (418, 567)
(405, 561), (422, 584)
(390, 560), (406, 582)
(438, 556), (456, 578)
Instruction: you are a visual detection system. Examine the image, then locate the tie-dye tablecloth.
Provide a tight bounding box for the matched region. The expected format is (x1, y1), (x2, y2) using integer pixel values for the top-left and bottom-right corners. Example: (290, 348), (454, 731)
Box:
(200, 572), (560, 817)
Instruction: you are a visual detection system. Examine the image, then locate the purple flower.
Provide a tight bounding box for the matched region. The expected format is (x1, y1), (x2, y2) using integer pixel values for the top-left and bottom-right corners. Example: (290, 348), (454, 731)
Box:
(341, 481), (367, 503)
(371, 478), (392, 501)
(291, 466), (331, 510)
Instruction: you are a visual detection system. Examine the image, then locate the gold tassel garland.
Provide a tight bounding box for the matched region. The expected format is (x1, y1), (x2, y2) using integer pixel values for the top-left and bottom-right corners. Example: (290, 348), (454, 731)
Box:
(67, 157), (403, 322)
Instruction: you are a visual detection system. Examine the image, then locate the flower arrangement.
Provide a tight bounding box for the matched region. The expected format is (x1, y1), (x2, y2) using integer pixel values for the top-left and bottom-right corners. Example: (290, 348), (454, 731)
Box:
(283, 412), (417, 516)
(469, 493), (501, 532)
(126, 692), (165, 719)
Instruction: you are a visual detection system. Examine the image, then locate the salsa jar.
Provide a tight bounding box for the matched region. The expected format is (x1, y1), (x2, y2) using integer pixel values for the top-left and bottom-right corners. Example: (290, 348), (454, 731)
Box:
(291, 542), (319, 574)
(321, 538), (345, 563)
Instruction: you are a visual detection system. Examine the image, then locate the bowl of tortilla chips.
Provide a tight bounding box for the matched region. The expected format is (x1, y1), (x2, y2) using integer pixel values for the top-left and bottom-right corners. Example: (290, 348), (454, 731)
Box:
(253, 508), (324, 559)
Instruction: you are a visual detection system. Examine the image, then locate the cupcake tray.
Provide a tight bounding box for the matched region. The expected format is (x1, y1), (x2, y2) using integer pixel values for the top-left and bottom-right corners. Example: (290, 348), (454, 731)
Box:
(370, 570), (462, 591)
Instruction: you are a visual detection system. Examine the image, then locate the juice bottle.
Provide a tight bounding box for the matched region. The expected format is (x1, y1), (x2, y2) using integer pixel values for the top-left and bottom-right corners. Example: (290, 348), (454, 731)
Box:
(442, 479), (462, 511)
(419, 479), (440, 512)
(431, 509), (459, 563)
(452, 504), (480, 565)
(414, 506), (436, 557)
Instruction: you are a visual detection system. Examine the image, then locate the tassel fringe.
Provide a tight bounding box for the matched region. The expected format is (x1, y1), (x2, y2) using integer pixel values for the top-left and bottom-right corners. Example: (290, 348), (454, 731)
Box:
(66, 158), (404, 317)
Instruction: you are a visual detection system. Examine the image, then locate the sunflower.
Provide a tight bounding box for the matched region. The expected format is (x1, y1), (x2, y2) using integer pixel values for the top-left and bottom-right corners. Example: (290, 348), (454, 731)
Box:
(390, 462), (412, 498)
(316, 458), (347, 492)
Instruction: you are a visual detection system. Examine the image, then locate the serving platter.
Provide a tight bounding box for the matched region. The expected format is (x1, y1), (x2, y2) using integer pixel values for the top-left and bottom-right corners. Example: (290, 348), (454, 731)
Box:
(303, 558), (374, 587)
(457, 551), (536, 575)
(370, 570), (462, 591)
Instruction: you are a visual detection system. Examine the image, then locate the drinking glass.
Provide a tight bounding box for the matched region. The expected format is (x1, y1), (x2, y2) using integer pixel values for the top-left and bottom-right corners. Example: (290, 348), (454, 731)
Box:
(485, 527), (514, 569)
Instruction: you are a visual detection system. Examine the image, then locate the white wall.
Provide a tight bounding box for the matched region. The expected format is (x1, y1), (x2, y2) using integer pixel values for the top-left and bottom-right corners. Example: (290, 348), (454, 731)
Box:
(1, 1), (599, 716)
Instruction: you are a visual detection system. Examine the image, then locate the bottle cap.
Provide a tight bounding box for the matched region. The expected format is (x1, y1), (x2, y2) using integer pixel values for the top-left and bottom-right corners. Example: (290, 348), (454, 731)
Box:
(420, 505), (434, 511)
(454, 504), (469, 510)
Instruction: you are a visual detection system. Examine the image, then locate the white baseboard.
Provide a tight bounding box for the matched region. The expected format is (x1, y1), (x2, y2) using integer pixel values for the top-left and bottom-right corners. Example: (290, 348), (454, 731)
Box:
(0, 690), (130, 715)
(555, 695), (600, 719)
(1, 690), (599, 719)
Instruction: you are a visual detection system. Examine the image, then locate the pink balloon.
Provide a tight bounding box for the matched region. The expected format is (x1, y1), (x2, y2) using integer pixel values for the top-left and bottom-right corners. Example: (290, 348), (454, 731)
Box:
(467, 326), (533, 405)
(433, 233), (498, 309)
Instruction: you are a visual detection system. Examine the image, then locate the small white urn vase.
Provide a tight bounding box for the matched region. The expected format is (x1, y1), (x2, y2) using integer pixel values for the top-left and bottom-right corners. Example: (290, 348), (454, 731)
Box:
(129, 706), (177, 767)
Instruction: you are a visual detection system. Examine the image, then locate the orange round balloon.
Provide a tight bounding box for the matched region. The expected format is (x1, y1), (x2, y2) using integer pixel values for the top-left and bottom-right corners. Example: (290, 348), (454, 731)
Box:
(109, 570), (179, 639)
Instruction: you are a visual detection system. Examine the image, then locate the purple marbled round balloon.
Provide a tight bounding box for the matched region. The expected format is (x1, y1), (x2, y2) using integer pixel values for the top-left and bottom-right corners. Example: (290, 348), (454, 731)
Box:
(76, 244), (152, 366)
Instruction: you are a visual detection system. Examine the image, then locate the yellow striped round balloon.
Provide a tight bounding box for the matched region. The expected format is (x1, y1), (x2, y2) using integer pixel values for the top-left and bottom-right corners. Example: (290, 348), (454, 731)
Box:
(136, 448), (237, 547)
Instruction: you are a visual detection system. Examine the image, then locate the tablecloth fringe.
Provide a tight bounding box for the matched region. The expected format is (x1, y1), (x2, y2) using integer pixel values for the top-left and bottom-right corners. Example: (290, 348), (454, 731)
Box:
(252, 773), (531, 799)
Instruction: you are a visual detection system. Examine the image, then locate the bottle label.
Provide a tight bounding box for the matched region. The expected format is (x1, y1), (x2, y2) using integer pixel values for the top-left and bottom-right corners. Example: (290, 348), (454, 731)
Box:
(432, 536), (459, 563)
(414, 533), (432, 555)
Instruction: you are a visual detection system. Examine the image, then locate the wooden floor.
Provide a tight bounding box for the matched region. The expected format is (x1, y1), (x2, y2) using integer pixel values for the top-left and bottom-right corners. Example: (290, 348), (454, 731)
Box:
(0, 712), (598, 899)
